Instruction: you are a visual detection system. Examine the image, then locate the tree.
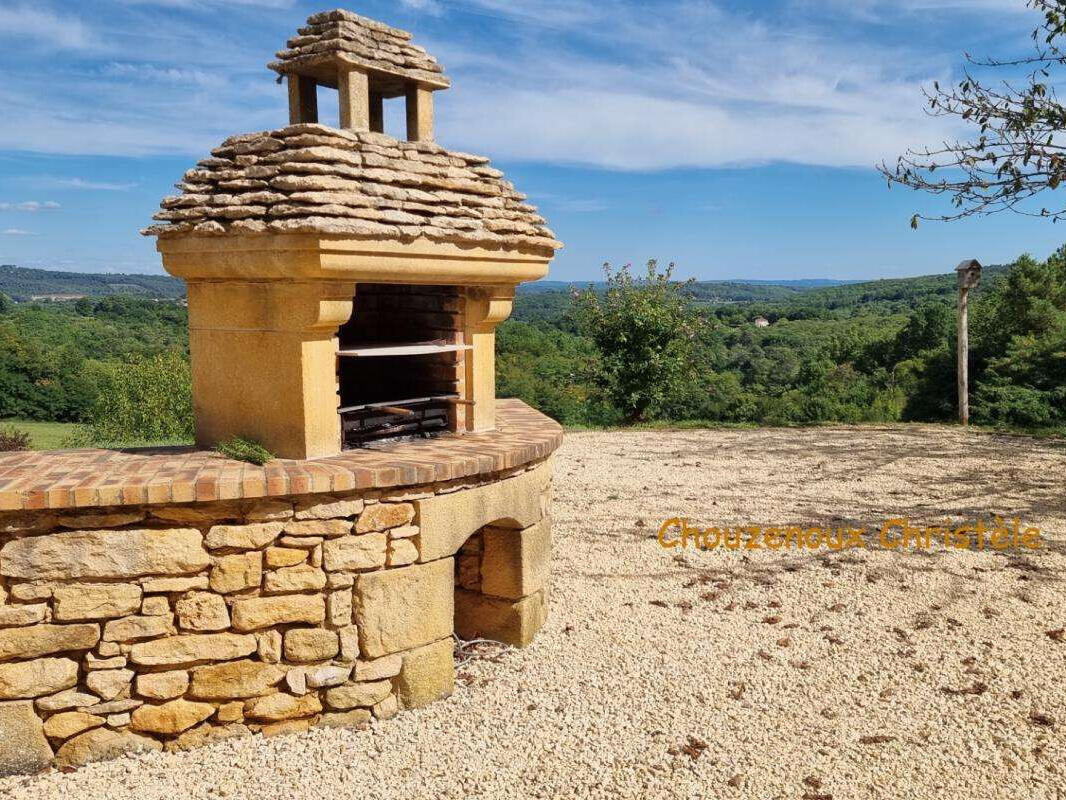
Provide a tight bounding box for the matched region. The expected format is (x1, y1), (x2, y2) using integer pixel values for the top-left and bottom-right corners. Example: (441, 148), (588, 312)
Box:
(0, 293), (11, 314)
(572, 260), (700, 423)
(881, 1), (1066, 224)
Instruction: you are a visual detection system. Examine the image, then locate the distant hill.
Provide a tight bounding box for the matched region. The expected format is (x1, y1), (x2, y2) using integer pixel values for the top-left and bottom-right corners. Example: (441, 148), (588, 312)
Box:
(0, 265), (185, 302)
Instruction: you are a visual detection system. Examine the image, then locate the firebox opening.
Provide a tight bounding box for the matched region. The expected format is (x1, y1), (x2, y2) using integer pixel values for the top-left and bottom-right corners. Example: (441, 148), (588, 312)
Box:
(337, 283), (469, 449)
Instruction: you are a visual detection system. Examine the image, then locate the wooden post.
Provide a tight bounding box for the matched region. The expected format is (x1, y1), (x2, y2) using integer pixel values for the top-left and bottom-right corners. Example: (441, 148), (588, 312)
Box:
(955, 259), (982, 427)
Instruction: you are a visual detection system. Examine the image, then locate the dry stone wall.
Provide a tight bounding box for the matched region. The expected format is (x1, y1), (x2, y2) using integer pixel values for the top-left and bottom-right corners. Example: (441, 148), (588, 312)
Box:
(0, 458), (552, 776)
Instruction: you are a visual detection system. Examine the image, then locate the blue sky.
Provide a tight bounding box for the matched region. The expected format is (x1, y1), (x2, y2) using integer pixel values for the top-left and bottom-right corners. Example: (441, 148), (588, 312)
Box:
(0, 0), (1061, 281)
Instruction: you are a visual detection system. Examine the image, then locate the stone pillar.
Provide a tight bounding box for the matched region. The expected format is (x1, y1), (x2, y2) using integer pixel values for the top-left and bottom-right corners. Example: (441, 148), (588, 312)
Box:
(339, 68), (370, 132)
(185, 280), (354, 459)
(462, 286), (514, 432)
(405, 84), (434, 142)
(369, 92), (385, 134)
(287, 75), (318, 125)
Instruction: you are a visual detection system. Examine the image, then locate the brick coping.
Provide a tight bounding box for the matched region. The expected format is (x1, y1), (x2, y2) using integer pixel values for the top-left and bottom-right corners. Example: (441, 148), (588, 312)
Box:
(0, 399), (562, 512)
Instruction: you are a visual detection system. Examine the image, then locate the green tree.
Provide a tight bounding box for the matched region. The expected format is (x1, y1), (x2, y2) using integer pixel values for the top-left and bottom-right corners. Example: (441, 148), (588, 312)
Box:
(0, 293), (12, 314)
(573, 260), (700, 423)
(80, 351), (194, 446)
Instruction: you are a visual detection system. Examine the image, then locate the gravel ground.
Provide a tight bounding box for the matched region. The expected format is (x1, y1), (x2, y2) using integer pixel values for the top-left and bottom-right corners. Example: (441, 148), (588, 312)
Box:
(3, 425), (1065, 800)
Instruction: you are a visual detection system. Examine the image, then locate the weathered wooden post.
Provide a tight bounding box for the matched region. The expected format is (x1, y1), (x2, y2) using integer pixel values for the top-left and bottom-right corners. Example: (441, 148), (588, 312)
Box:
(956, 259), (982, 426)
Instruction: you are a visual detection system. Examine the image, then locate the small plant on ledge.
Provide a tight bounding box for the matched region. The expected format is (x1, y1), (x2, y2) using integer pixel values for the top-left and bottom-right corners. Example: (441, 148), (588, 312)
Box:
(0, 425), (31, 452)
(216, 436), (275, 465)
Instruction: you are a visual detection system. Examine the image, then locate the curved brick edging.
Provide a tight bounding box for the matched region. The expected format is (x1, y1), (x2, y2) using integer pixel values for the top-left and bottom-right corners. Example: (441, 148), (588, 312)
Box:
(0, 408), (559, 776)
(0, 400), (561, 512)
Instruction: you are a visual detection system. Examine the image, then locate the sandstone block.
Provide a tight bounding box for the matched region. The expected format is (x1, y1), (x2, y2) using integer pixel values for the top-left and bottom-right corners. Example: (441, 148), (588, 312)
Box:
(322, 533), (386, 572)
(387, 538), (418, 567)
(327, 572), (355, 589)
(106, 712), (130, 727)
(263, 564), (326, 593)
(231, 594), (325, 632)
(216, 700), (244, 723)
(53, 583), (142, 622)
(188, 660), (285, 700)
(372, 694), (398, 720)
(9, 583), (51, 602)
(244, 500), (293, 522)
(141, 596), (171, 616)
(317, 709), (371, 729)
(210, 551), (262, 594)
(243, 692), (322, 721)
(265, 547), (307, 569)
(353, 653), (402, 682)
(204, 522), (283, 550)
(283, 520), (352, 537)
(285, 668), (307, 695)
(294, 497), (363, 520)
(305, 665), (351, 689)
(257, 630), (282, 663)
(35, 689), (98, 713)
(355, 559), (452, 658)
(96, 641), (120, 657)
(0, 623), (99, 661)
(261, 718), (311, 738)
(283, 628), (338, 662)
(480, 517), (551, 600)
(131, 698), (214, 734)
(395, 637), (454, 709)
(76, 698), (142, 715)
(141, 576), (209, 593)
(0, 604), (46, 628)
(152, 503), (240, 525)
(0, 701), (53, 776)
(176, 592), (230, 631)
(324, 680), (392, 710)
(85, 669), (133, 701)
(338, 626), (360, 662)
(0, 528), (210, 580)
(130, 633), (257, 667)
(327, 589), (352, 627)
(454, 588), (547, 647)
(135, 670), (189, 700)
(355, 503), (414, 533)
(103, 614), (175, 643)
(389, 525), (419, 538)
(278, 535), (322, 549)
(55, 727), (161, 768)
(166, 722), (250, 752)
(414, 462), (548, 561)
(42, 710), (104, 740)
(56, 511), (144, 529)
(84, 652), (126, 671)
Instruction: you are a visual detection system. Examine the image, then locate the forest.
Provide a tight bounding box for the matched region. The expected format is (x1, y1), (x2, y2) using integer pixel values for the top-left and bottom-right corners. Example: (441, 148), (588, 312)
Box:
(0, 247), (1063, 447)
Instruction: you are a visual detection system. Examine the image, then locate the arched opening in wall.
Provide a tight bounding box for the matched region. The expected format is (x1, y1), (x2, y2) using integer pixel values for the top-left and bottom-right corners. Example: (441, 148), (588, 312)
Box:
(452, 517), (550, 648)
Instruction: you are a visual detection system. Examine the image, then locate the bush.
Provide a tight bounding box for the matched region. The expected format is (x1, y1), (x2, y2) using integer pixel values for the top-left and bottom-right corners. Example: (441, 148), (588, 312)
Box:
(0, 425), (30, 451)
(83, 350), (194, 446)
(216, 436), (274, 465)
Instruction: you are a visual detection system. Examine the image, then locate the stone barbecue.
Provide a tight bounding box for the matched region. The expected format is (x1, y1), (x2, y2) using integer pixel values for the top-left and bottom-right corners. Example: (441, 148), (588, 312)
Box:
(0, 9), (561, 776)
(143, 7), (560, 460)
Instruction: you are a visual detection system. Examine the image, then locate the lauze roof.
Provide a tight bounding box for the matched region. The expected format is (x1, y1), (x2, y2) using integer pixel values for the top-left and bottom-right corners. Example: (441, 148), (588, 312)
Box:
(142, 124), (561, 255)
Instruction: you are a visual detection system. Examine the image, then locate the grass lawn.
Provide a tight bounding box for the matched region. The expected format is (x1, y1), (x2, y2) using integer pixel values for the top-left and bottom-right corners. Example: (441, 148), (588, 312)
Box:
(0, 419), (79, 450)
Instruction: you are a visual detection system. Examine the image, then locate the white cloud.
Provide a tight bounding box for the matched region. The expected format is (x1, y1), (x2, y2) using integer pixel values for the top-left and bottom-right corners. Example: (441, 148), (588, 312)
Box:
(31, 178), (139, 191)
(400, 0), (444, 13)
(0, 5), (94, 50)
(0, 201), (60, 212)
(2, 229), (35, 236)
(100, 62), (221, 87)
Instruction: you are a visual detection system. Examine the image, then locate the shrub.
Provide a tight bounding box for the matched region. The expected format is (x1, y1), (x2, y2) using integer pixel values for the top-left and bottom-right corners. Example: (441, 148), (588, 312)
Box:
(0, 425), (30, 451)
(216, 436), (274, 465)
(83, 350), (194, 446)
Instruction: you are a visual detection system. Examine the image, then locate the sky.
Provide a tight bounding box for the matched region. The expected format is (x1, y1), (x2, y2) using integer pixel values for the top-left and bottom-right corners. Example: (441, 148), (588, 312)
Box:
(0, 0), (1062, 281)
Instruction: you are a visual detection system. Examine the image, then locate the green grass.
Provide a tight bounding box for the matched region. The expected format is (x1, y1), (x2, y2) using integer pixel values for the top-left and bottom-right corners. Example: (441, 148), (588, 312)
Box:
(0, 419), (79, 450)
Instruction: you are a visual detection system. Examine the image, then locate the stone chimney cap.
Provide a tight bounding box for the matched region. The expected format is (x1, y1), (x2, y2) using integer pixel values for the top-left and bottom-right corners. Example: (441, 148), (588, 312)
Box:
(269, 8), (450, 94)
(955, 259), (982, 272)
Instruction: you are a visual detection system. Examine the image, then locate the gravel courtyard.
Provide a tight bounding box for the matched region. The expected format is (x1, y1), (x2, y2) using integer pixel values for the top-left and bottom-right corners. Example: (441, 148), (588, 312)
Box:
(2, 425), (1064, 800)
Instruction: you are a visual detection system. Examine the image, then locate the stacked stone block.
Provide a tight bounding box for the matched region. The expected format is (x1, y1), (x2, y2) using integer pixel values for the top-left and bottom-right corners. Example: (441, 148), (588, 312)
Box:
(0, 458), (552, 775)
